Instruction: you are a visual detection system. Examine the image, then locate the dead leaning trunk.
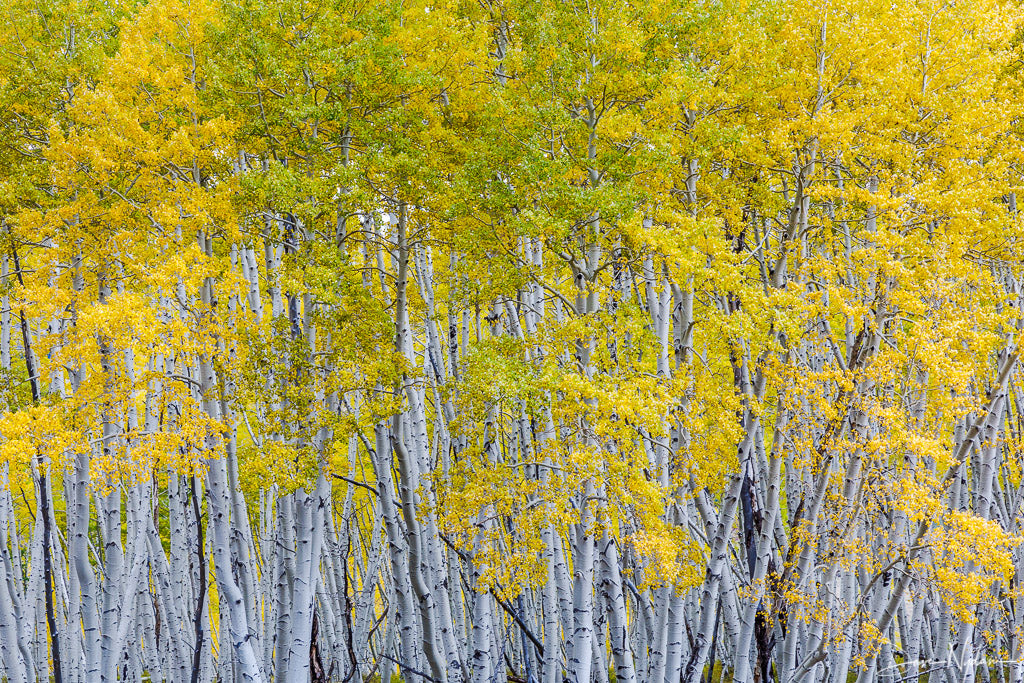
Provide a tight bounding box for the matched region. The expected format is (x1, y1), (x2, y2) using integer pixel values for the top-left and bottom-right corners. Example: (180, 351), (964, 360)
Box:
(10, 237), (63, 683)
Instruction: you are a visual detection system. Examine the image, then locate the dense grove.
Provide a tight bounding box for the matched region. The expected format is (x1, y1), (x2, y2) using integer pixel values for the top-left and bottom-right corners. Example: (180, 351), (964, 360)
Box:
(2, 0), (1024, 681)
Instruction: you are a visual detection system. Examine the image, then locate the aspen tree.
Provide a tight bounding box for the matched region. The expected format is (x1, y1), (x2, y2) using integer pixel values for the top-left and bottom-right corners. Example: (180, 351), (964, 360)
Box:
(2, 0), (1024, 681)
